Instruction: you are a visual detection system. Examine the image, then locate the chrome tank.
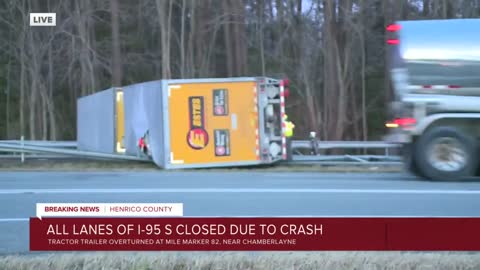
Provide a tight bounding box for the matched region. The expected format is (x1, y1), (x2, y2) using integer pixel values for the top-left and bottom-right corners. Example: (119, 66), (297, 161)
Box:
(390, 19), (480, 98)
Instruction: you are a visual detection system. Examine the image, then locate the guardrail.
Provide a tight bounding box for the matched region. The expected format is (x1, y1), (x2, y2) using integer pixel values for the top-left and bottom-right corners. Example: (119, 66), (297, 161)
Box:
(0, 140), (77, 148)
(0, 140), (149, 162)
(0, 139), (402, 165)
(291, 140), (401, 159)
(291, 140), (399, 149)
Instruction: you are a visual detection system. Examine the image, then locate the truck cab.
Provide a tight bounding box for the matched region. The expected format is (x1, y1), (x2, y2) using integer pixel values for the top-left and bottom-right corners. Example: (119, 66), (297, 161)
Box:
(385, 19), (480, 181)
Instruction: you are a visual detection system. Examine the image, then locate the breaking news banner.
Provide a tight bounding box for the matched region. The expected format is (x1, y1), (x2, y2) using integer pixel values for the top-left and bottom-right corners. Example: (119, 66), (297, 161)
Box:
(30, 204), (480, 251)
(35, 203), (183, 219)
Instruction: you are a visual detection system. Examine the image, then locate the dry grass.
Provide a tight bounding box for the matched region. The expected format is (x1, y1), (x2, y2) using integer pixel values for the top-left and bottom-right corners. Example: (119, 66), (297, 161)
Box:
(197, 164), (403, 173)
(1, 252), (479, 270)
(0, 159), (402, 173)
(0, 159), (158, 171)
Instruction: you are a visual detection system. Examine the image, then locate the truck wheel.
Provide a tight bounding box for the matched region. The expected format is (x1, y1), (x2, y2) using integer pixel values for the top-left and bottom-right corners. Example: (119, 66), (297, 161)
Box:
(403, 143), (424, 178)
(415, 127), (478, 181)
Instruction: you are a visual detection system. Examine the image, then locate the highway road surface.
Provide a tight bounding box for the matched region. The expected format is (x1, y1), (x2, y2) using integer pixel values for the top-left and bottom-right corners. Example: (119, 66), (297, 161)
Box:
(1, 171), (480, 254)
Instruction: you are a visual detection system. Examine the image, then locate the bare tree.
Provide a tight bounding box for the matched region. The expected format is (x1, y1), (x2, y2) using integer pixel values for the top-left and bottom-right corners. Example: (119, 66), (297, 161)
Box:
(179, 0), (187, 77)
(1, 0), (475, 142)
(111, 0), (122, 86)
(156, 0), (173, 78)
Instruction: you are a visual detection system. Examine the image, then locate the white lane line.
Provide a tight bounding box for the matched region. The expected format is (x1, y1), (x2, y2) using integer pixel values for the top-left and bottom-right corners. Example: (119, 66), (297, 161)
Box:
(1, 188), (480, 195)
(0, 218), (29, 222)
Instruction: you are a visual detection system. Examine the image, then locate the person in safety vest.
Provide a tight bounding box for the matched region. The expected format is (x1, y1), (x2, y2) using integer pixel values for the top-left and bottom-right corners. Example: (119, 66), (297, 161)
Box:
(284, 114), (295, 138)
(283, 114), (295, 160)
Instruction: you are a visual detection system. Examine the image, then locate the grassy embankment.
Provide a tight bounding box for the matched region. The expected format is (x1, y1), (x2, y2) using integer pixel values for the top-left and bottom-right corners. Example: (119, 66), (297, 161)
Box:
(0, 159), (402, 173)
(1, 252), (479, 270)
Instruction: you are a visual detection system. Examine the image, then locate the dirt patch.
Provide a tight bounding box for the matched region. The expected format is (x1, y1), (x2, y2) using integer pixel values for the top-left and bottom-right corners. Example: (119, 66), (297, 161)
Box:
(0, 252), (479, 270)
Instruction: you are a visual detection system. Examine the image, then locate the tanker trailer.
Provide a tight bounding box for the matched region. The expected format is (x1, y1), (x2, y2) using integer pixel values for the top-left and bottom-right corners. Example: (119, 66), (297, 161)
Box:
(385, 19), (480, 181)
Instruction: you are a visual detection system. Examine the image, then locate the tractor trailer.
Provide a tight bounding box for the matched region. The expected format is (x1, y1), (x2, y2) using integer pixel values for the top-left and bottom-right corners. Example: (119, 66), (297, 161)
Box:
(385, 19), (480, 181)
(77, 77), (290, 169)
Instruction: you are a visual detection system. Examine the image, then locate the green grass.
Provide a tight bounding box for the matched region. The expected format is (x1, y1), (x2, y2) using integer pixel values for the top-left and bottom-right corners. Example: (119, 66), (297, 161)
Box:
(1, 252), (479, 270)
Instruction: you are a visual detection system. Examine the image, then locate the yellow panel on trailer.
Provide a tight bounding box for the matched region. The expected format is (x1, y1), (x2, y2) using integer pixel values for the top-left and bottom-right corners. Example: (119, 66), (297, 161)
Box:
(115, 88), (126, 153)
(168, 81), (258, 165)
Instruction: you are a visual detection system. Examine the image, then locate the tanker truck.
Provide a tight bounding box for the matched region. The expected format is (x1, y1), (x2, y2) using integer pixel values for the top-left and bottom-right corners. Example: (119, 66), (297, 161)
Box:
(385, 19), (480, 181)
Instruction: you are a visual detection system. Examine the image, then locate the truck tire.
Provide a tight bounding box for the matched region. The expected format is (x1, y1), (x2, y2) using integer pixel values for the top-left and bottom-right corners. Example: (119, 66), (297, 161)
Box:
(415, 127), (478, 181)
(403, 143), (424, 178)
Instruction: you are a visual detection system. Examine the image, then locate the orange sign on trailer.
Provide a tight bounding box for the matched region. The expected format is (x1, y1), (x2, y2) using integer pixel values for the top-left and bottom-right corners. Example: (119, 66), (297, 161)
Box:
(168, 81), (258, 165)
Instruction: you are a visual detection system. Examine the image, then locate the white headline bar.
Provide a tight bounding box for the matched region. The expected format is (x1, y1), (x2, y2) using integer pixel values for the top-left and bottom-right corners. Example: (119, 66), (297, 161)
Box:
(36, 203), (183, 219)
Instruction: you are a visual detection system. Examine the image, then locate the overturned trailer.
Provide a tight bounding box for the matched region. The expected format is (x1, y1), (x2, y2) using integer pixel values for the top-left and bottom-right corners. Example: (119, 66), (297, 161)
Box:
(385, 19), (480, 180)
(77, 77), (289, 169)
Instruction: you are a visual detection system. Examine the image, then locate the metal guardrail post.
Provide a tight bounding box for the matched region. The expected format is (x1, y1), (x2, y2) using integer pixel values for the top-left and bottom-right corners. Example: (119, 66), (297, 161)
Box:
(309, 132), (318, 155)
(21, 135), (25, 163)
